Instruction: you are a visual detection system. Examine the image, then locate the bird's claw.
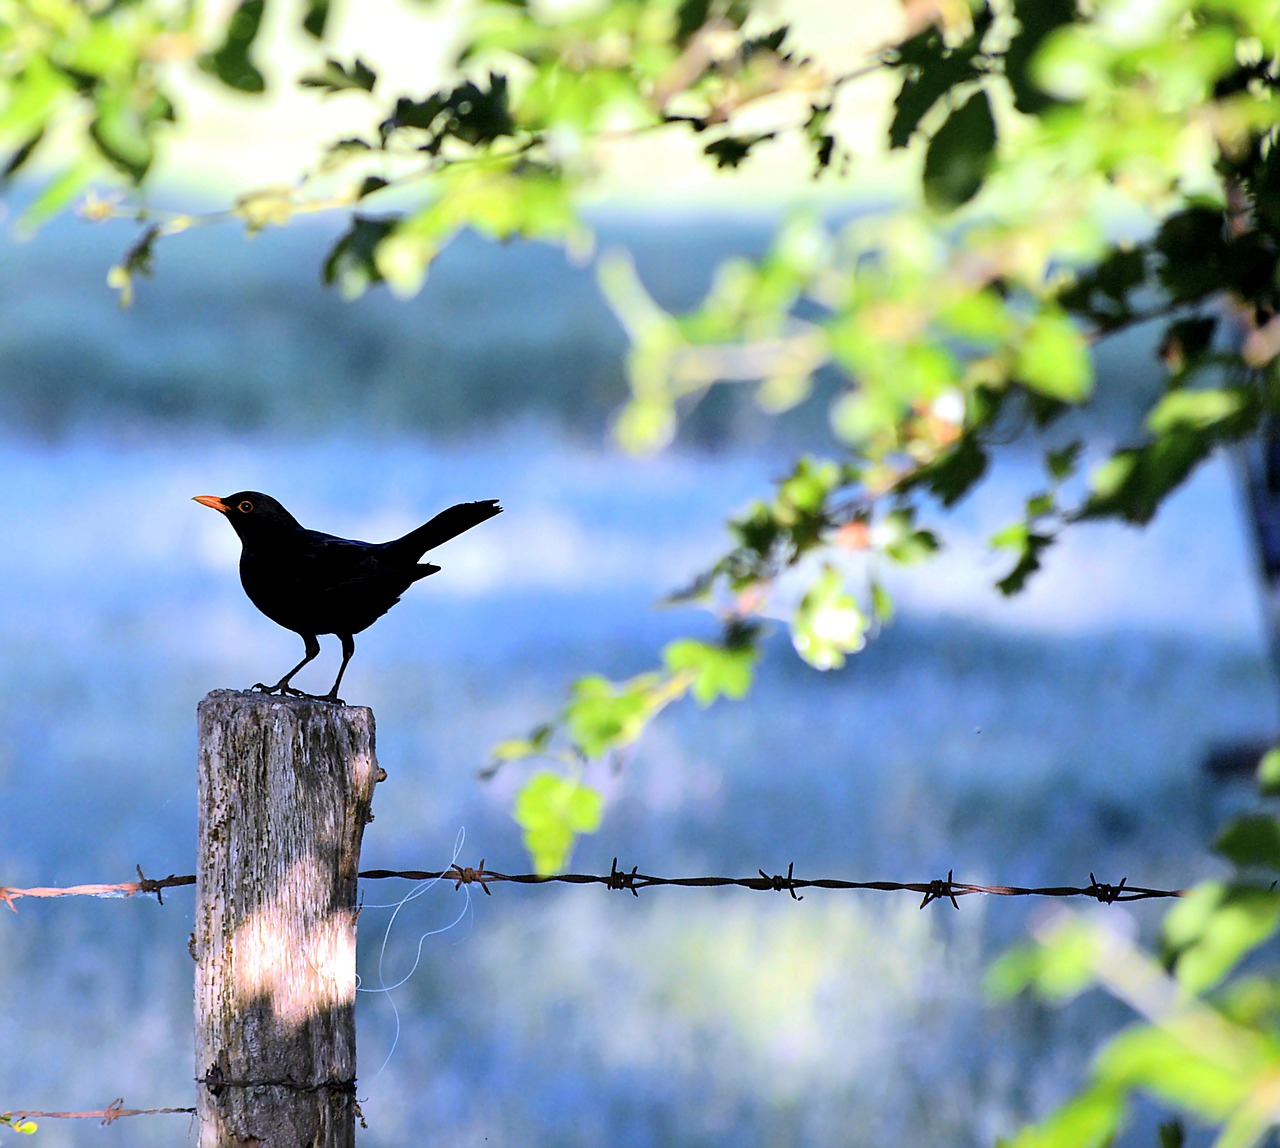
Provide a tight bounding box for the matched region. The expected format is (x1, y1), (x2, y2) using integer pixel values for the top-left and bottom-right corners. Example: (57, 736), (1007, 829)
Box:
(249, 681), (307, 698)
(248, 682), (345, 705)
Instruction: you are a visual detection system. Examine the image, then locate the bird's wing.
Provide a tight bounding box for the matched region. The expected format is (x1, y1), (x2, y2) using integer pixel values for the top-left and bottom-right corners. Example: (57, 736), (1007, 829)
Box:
(291, 529), (440, 596)
(295, 532), (413, 595)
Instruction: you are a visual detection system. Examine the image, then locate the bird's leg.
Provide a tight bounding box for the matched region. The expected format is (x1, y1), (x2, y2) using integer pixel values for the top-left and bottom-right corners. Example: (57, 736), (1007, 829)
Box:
(320, 634), (355, 705)
(252, 634), (321, 697)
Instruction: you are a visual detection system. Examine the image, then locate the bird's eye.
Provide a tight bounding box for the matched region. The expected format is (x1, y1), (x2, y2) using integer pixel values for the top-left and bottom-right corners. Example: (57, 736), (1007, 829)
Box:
(238, 500), (254, 514)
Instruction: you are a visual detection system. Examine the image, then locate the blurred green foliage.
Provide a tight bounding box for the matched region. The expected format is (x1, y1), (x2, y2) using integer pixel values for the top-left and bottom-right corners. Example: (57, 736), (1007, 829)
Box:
(7, 4), (1280, 1133)
(989, 761), (1280, 1148)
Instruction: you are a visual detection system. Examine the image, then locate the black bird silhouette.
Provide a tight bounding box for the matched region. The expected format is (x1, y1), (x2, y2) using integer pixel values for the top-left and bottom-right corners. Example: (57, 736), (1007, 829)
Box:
(194, 491), (502, 703)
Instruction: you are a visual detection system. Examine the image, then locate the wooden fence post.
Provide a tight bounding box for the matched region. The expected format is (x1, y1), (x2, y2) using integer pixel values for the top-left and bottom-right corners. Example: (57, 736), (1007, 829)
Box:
(194, 690), (382, 1148)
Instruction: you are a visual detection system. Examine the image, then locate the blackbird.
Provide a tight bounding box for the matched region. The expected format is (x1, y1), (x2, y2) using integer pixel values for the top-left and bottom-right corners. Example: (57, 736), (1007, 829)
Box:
(194, 490), (501, 703)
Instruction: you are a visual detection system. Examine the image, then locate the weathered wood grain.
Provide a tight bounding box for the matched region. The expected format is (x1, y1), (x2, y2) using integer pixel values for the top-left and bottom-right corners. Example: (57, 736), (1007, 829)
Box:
(195, 690), (381, 1147)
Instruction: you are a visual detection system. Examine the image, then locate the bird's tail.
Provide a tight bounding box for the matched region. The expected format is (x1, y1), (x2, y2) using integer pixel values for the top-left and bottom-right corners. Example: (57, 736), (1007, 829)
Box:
(388, 499), (502, 560)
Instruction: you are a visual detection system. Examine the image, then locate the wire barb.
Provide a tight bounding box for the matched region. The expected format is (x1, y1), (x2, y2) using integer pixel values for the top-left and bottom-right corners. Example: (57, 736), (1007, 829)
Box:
(446, 858), (494, 895)
(758, 862), (803, 900)
(607, 857), (641, 896)
(1087, 872), (1128, 904)
(919, 870), (961, 910)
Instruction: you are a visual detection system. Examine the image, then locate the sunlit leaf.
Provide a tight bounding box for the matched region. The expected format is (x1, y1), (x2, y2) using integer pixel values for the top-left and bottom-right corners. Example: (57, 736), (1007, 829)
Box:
(564, 672), (680, 759)
(791, 565), (866, 670)
(1257, 747), (1280, 797)
(1147, 390), (1246, 435)
(1016, 310), (1092, 402)
(513, 770), (603, 874)
(1001, 1084), (1126, 1148)
(1095, 1025), (1252, 1120)
(663, 637), (757, 706)
(1163, 882), (1280, 993)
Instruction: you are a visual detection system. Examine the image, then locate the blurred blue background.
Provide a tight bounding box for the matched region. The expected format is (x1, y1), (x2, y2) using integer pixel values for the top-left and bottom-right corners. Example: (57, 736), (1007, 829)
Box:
(0, 207), (1274, 1146)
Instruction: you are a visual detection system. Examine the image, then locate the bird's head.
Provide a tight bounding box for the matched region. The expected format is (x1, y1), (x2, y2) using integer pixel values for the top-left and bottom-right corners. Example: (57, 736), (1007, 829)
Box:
(192, 491), (302, 542)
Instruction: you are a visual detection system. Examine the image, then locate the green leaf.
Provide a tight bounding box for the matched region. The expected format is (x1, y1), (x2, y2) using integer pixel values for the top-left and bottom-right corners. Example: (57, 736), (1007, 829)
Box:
(1004, 0), (1076, 114)
(1257, 747), (1280, 797)
(663, 637), (758, 706)
(676, 0), (713, 44)
(16, 158), (95, 234)
(704, 133), (775, 169)
(986, 916), (1102, 1003)
(302, 0), (331, 39)
(923, 436), (988, 508)
(804, 102), (838, 175)
(1016, 310), (1092, 401)
(1095, 1025), (1251, 1119)
(513, 770), (603, 874)
(1, 129), (44, 184)
(383, 74), (515, 149)
(87, 85), (172, 183)
(300, 57), (377, 95)
(995, 529), (1053, 595)
(565, 673), (677, 759)
(1154, 206), (1230, 304)
(1159, 317), (1218, 371)
(1046, 442), (1083, 482)
(1163, 882), (1280, 993)
(489, 722), (554, 765)
(322, 214), (396, 299)
(791, 565), (867, 670)
(107, 222), (162, 307)
(199, 0), (267, 93)
(1057, 246), (1147, 331)
(1215, 815), (1280, 871)
(922, 89), (997, 213)
(887, 10), (992, 149)
(869, 578), (894, 624)
(1001, 1084), (1126, 1148)
(1082, 435), (1212, 525)
(614, 397), (676, 455)
(777, 456), (840, 518)
(880, 508), (940, 564)
(1147, 389), (1245, 435)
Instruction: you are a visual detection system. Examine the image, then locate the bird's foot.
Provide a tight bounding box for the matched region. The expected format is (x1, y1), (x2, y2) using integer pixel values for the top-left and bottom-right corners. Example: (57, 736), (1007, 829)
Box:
(249, 681), (308, 698)
(249, 681), (345, 705)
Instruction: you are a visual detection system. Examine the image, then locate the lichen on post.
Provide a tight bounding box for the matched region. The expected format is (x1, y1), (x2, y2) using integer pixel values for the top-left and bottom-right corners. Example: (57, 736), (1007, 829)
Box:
(194, 690), (382, 1148)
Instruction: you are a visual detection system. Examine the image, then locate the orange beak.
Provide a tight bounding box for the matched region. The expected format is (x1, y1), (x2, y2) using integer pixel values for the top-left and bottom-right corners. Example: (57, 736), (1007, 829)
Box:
(193, 495), (230, 513)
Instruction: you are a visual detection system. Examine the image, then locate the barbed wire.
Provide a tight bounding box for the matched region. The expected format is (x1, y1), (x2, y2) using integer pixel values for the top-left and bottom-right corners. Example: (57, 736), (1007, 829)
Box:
(0, 860), (1187, 1126)
(363, 861), (1183, 906)
(0, 860), (1185, 910)
(0, 865), (194, 909)
(4, 1098), (196, 1125)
